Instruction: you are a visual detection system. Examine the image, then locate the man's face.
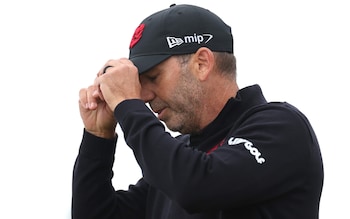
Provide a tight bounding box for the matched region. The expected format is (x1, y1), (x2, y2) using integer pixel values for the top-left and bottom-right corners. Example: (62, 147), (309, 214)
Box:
(139, 56), (204, 134)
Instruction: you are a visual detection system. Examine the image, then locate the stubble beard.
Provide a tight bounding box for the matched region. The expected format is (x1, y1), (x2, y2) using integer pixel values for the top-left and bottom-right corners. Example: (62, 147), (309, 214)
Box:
(164, 69), (204, 135)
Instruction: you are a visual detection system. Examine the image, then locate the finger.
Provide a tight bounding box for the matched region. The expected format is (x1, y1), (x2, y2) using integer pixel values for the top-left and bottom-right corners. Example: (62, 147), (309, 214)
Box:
(79, 88), (89, 109)
(103, 65), (113, 74)
(93, 77), (105, 101)
(118, 58), (139, 74)
(97, 66), (113, 77)
(98, 58), (133, 76)
(98, 59), (118, 76)
(86, 85), (100, 110)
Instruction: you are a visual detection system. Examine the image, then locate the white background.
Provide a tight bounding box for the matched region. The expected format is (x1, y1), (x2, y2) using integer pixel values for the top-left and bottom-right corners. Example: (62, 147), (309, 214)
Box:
(0, 0), (349, 218)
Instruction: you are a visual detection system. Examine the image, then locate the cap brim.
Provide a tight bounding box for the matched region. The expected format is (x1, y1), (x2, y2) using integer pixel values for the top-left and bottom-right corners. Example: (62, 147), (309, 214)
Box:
(130, 54), (171, 74)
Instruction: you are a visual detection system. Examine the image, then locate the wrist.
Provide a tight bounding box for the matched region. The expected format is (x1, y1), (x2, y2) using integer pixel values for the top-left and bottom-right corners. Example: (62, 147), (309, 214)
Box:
(85, 129), (117, 140)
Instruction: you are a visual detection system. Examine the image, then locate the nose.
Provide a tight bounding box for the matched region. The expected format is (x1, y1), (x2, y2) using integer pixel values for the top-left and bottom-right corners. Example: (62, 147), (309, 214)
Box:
(140, 84), (156, 103)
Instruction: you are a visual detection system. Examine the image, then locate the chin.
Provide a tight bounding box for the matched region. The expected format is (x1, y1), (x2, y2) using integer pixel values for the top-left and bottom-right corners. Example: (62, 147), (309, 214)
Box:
(164, 122), (183, 134)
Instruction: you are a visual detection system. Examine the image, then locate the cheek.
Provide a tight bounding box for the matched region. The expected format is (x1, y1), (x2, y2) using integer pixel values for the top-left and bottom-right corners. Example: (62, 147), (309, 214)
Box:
(157, 79), (179, 100)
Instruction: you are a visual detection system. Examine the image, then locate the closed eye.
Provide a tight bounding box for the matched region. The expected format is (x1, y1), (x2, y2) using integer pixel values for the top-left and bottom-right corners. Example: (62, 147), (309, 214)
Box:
(148, 75), (157, 82)
(146, 72), (160, 83)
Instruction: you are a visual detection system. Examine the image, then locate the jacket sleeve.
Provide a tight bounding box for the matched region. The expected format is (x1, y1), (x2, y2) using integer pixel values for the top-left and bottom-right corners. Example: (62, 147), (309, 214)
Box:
(72, 129), (149, 219)
(115, 99), (323, 213)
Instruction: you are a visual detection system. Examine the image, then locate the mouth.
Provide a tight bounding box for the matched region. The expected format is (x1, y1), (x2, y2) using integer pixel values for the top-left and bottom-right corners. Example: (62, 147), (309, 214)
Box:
(150, 101), (168, 120)
(154, 107), (166, 119)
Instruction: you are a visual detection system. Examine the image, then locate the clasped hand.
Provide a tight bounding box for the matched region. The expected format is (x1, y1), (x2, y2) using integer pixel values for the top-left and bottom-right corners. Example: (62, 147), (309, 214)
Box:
(78, 58), (141, 138)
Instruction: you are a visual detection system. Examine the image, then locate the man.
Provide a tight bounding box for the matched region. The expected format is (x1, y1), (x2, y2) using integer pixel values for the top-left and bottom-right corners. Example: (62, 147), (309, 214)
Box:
(72, 4), (323, 219)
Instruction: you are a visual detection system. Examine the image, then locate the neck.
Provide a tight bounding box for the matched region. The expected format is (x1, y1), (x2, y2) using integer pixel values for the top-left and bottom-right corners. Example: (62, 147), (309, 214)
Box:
(198, 80), (239, 131)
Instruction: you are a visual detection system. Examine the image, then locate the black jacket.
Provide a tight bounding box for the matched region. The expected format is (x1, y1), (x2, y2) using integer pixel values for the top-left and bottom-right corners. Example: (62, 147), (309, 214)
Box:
(72, 85), (323, 219)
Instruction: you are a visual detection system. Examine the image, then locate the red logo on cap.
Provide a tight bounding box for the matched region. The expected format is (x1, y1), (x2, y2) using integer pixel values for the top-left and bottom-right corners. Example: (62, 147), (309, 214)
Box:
(130, 24), (145, 49)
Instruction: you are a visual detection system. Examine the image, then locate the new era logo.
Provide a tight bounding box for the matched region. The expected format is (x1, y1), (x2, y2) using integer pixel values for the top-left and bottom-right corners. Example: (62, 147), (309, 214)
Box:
(167, 37), (184, 48)
(166, 33), (213, 49)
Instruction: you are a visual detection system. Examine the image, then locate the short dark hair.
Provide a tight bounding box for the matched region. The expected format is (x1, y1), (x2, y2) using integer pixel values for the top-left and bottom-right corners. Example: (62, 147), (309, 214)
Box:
(213, 52), (236, 78)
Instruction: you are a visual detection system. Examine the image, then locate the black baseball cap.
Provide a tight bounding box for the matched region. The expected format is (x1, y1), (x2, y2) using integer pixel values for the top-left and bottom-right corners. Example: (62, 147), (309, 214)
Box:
(128, 4), (233, 74)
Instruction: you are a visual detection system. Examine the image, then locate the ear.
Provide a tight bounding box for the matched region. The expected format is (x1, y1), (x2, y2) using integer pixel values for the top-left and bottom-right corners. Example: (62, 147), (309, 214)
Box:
(191, 47), (215, 81)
